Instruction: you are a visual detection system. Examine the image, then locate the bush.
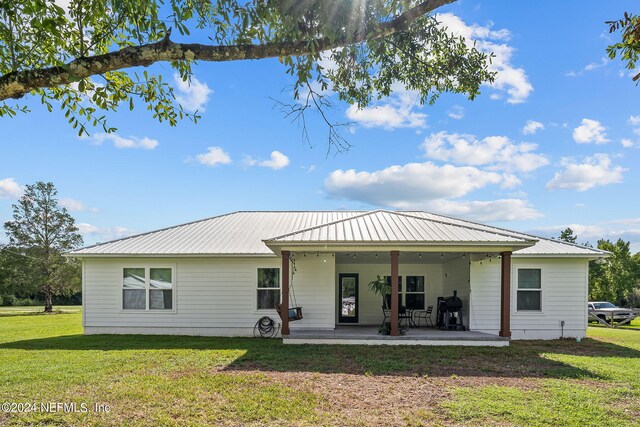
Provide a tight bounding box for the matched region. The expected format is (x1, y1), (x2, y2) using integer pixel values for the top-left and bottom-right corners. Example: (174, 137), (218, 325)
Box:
(2, 295), (18, 306)
(15, 297), (39, 306)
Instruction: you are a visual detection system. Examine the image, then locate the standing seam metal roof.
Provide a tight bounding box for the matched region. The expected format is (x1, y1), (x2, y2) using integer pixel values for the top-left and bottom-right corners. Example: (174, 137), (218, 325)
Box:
(67, 210), (608, 257)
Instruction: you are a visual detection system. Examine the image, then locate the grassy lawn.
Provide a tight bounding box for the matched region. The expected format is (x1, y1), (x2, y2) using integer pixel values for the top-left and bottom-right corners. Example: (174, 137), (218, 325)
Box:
(0, 311), (639, 426)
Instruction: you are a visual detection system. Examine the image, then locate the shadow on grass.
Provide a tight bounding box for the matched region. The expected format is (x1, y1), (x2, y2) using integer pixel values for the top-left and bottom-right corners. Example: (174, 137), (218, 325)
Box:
(0, 333), (638, 379)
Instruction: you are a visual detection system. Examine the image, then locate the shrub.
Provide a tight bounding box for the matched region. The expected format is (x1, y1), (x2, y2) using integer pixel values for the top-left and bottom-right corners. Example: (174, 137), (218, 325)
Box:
(2, 295), (18, 306)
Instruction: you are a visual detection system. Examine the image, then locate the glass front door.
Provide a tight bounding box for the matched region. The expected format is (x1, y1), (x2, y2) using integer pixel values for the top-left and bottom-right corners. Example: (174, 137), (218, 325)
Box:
(338, 273), (358, 323)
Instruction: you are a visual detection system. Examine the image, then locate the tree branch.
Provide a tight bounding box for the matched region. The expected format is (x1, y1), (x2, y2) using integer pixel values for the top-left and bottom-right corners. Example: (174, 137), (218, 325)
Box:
(0, 0), (454, 101)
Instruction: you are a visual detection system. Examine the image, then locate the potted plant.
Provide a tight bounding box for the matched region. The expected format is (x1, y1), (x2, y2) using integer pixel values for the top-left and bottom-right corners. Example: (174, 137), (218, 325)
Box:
(369, 275), (392, 334)
(368, 275), (391, 308)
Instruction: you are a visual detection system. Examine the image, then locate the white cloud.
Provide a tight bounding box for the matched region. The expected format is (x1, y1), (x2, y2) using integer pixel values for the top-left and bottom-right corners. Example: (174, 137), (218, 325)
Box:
(245, 151), (291, 170)
(421, 131), (548, 173)
(572, 119), (609, 144)
(77, 223), (133, 243)
(546, 154), (626, 191)
(0, 178), (24, 200)
(259, 151), (290, 170)
(173, 74), (213, 113)
(59, 197), (98, 212)
(621, 139), (635, 148)
(530, 219), (640, 250)
(195, 147), (232, 166)
(423, 198), (542, 222)
(522, 120), (544, 135)
(629, 115), (640, 126)
(566, 57), (609, 77)
(325, 162), (504, 203)
(448, 105), (464, 120)
(346, 89), (427, 129)
(324, 162), (540, 221)
(90, 133), (159, 150)
(437, 13), (533, 104)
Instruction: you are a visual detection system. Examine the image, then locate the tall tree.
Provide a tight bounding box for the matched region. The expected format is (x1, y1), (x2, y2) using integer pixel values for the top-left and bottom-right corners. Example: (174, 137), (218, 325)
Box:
(589, 239), (639, 306)
(0, 0), (494, 149)
(558, 227), (577, 244)
(4, 182), (83, 312)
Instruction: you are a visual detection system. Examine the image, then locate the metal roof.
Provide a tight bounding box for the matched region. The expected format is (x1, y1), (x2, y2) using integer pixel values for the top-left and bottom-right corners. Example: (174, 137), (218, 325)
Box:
(265, 210), (534, 244)
(67, 210), (608, 257)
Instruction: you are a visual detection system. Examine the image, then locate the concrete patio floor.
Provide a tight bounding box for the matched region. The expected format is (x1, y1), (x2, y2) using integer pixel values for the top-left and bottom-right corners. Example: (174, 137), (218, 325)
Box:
(283, 326), (510, 346)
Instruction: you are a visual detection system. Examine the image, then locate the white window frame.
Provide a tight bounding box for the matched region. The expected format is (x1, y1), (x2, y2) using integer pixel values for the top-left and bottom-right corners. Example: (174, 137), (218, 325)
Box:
(515, 268), (543, 313)
(121, 265), (176, 312)
(405, 275), (426, 310)
(256, 267), (281, 311)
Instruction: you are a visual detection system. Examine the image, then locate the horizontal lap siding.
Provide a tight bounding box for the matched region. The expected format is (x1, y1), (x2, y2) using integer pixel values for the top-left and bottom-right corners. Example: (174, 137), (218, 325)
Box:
(442, 257), (470, 325)
(511, 258), (588, 339)
(289, 255), (335, 330)
(83, 256), (335, 334)
(469, 262), (501, 333)
(469, 258), (589, 339)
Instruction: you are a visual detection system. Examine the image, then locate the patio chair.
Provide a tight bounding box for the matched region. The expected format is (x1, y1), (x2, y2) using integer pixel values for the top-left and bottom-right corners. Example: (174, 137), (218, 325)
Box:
(399, 305), (415, 328)
(415, 305), (434, 327)
(381, 305), (390, 327)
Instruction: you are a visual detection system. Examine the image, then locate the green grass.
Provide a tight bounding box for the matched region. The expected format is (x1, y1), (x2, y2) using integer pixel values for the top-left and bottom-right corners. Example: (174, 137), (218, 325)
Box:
(0, 305), (82, 317)
(1, 312), (640, 426)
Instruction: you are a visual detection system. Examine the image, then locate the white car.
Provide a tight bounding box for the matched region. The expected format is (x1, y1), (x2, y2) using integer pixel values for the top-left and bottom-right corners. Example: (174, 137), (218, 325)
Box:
(588, 301), (634, 323)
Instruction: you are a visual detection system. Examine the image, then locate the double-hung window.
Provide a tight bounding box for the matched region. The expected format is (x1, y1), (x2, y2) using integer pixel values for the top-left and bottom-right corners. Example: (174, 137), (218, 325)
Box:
(516, 269), (542, 311)
(257, 268), (280, 309)
(122, 267), (173, 310)
(405, 276), (425, 310)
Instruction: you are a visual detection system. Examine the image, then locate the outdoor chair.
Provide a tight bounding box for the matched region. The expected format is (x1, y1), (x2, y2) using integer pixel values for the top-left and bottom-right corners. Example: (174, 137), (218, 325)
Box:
(381, 305), (390, 327)
(415, 305), (434, 327)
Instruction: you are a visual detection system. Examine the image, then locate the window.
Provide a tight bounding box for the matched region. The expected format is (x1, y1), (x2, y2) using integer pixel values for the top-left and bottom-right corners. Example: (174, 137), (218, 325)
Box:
(122, 267), (173, 310)
(257, 268), (280, 309)
(517, 269), (541, 311)
(405, 276), (425, 310)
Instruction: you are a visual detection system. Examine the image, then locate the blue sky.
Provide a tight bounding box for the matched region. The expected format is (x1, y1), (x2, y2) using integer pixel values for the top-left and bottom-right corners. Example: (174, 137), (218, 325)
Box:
(1, 0), (639, 252)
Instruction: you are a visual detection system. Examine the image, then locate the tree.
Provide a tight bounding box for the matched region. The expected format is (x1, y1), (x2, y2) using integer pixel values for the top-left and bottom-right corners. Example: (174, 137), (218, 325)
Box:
(558, 227), (577, 244)
(0, 0), (494, 150)
(607, 11), (640, 82)
(3, 182), (83, 312)
(589, 239), (639, 306)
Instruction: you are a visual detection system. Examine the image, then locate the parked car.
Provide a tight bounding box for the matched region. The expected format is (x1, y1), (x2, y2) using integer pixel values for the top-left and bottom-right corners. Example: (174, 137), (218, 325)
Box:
(588, 301), (634, 323)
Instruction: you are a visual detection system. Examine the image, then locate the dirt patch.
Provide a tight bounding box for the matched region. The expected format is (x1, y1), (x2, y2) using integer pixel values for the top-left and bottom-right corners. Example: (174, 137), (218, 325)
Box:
(220, 369), (546, 426)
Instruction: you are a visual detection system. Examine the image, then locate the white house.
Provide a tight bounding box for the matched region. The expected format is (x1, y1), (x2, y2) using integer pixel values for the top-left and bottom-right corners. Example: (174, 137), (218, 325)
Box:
(68, 210), (607, 346)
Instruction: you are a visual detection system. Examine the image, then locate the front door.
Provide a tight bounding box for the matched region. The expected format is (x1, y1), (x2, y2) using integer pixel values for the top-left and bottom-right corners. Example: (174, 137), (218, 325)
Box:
(338, 273), (358, 323)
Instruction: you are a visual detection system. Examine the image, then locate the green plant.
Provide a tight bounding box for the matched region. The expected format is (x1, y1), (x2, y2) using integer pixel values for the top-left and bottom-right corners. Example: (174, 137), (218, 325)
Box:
(368, 275), (390, 309)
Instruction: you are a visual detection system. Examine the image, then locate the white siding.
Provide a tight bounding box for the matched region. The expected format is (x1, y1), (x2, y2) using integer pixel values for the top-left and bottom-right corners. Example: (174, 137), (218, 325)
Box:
(442, 257), (471, 326)
(83, 255), (335, 336)
(468, 258), (589, 339)
(511, 258), (588, 339)
(469, 261), (501, 334)
(335, 263), (443, 325)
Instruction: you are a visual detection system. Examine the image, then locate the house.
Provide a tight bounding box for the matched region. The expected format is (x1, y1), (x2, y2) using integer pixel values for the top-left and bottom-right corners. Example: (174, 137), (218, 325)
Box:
(67, 210), (607, 345)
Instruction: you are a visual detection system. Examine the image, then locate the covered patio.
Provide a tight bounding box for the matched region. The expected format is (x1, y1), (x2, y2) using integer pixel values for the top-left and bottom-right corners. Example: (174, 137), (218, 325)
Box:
(263, 210), (538, 344)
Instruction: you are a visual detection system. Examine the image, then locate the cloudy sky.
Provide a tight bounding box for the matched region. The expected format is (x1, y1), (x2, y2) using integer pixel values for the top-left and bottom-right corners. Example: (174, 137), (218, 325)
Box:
(1, 1), (639, 252)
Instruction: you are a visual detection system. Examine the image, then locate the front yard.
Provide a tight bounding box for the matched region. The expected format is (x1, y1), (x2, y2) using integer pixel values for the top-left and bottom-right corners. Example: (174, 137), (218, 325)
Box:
(0, 309), (639, 426)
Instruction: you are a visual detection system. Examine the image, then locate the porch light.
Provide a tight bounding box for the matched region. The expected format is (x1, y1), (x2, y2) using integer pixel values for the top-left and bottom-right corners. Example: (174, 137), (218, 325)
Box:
(441, 253), (444, 259)
(353, 254), (357, 259)
(418, 253), (422, 259)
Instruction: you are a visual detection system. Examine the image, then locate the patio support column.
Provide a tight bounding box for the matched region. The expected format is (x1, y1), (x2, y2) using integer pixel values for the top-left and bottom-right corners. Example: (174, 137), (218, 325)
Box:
(281, 250), (290, 336)
(500, 251), (512, 338)
(390, 250), (400, 336)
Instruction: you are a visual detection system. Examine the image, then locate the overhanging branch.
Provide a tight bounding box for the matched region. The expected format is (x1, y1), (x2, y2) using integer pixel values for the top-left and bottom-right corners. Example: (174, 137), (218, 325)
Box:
(0, 0), (454, 101)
